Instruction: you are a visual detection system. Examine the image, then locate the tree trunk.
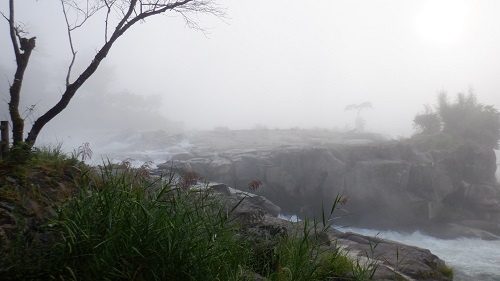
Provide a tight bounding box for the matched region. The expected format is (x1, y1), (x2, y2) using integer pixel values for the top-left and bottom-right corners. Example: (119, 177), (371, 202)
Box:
(24, 0), (180, 145)
(9, 37), (36, 146)
(21, 0), (197, 146)
(25, 39), (118, 145)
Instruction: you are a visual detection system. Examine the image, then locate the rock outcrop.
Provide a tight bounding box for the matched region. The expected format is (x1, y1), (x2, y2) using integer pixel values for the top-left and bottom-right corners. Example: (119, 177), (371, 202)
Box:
(155, 130), (500, 239)
(206, 182), (452, 281)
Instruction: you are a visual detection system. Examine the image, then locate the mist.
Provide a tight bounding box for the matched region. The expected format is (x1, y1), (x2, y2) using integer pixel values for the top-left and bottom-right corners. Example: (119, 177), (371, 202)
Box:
(2, 0), (500, 141)
(3, 1), (500, 280)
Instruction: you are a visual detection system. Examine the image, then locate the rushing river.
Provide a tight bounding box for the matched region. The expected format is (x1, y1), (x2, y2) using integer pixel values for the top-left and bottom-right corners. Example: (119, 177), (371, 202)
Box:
(343, 227), (500, 281)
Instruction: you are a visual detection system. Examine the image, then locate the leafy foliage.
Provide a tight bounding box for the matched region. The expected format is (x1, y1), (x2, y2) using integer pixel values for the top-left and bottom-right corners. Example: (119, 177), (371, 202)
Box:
(6, 142), (37, 164)
(413, 91), (500, 149)
(413, 104), (441, 134)
(76, 142), (93, 161)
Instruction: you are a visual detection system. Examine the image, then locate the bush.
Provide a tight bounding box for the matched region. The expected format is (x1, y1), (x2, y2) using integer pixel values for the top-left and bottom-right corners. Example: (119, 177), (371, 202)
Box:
(413, 104), (441, 134)
(6, 142), (36, 164)
(413, 91), (500, 149)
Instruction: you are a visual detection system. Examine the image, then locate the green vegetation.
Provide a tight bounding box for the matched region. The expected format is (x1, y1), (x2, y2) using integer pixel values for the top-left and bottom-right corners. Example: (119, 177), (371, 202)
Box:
(417, 264), (455, 281)
(413, 91), (500, 149)
(0, 145), (382, 280)
(47, 165), (252, 280)
(438, 263), (454, 280)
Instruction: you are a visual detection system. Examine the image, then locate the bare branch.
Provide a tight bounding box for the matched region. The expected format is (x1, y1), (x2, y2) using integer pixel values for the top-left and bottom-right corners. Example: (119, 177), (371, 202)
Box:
(8, 0), (20, 60)
(60, 0), (105, 86)
(25, 0), (225, 145)
(61, 0), (104, 31)
(61, 0), (77, 87)
(104, 0), (115, 42)
(0, 11), (8, 22)
(115, 0), (138, 31)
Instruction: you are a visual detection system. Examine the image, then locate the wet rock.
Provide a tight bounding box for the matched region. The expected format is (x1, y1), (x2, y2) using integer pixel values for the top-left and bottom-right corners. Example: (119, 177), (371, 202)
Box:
(208, 180), (453, 281)
(330, 231), (452, 280)
(156, 131), (500, 239)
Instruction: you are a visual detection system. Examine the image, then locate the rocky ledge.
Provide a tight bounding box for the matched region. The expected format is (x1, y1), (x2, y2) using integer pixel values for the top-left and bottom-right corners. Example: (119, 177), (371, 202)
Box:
(143, 130), (500, 240)
(204, 181), (452, 281)
(0, 157), (453, 280)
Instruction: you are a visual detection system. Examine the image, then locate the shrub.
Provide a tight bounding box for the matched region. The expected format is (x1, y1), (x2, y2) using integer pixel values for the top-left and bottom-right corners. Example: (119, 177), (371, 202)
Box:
(413, 91), (500, 149)
(413, 104), (441, 134)
(6, 142), (36, 164)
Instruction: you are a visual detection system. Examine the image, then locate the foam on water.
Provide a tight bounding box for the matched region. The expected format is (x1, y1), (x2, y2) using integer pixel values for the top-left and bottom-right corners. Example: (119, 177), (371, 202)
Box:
(278, 214), (301, 222)
(342, 227), (500, 280)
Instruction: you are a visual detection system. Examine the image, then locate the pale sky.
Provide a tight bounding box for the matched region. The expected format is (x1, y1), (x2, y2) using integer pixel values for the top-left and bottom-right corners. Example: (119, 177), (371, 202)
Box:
(2, 0), (500, 140)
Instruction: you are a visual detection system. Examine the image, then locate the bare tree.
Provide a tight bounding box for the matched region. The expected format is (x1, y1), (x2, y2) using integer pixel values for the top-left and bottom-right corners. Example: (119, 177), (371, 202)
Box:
(2, 0), (223, 148)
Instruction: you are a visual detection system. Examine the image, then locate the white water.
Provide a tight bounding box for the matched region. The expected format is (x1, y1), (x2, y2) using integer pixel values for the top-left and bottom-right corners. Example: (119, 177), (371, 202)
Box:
(343, 227), (500, 281)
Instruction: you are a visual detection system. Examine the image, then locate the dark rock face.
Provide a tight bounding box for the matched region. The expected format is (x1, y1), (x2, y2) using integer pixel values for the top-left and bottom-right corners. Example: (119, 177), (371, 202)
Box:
(209, 182), (452, 281)
(160, 137), (500, 239)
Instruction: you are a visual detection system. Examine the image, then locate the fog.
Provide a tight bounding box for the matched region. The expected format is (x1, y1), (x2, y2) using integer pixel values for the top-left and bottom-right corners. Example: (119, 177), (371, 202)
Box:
(2, 1), (500, 142)
(3, 2), (500, 279)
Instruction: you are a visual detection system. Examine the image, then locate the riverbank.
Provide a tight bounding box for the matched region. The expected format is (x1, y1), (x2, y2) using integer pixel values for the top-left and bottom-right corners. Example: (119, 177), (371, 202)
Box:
(0, 146), (453, 280)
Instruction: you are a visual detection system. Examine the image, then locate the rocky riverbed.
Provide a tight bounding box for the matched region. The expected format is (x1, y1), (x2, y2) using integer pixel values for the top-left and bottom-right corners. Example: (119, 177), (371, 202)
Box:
(96, 129), (500, 240)
(78, 128), (500, 279)
(0, 152), (453, 280)
(197, 181), (453, 281)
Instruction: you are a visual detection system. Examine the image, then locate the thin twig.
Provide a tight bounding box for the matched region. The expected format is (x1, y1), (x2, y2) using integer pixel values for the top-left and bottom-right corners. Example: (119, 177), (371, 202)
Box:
(0, 11), (8, 21)
(8, 0), (20, 59)
(61, 0), (77, 87)
(104, 0), (113, 42)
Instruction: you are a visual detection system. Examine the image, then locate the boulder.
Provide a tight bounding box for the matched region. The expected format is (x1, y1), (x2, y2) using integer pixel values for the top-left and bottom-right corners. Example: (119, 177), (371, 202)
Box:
(207, 180), (452, 281)
(332, 231), (452, 280)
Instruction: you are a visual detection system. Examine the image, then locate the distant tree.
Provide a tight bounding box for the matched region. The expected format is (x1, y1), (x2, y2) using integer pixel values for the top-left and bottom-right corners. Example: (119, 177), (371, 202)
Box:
(345, 102), (372, 131)
(413, 104), (441, 134)
(413, 91), (500, 149)
(1, 0), (222, 148)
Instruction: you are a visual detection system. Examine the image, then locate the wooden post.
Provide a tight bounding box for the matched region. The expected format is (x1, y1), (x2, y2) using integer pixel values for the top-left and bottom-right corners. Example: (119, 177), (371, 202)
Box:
(0, 121), (9, 160)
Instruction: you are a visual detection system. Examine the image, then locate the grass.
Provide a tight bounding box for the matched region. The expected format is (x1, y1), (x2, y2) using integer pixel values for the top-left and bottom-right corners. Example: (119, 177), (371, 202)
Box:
(0, 144), (381, 280)
(417, 264), (455, 281)
(1, 141), (83, 181)
(45, 164), (253, 280)
(0, 143), (86, 280)
(438, 263), (454, 279)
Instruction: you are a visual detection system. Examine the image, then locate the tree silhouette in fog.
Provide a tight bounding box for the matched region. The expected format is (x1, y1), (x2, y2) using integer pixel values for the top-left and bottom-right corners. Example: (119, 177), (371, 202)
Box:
(2, 0), (222, 148)
(345, 102), (372, 131)
(413, 91), (500, 149)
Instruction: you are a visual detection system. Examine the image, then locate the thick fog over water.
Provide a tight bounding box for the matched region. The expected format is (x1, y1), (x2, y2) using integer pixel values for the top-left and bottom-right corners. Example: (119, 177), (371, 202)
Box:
(2, 0), (500, 140)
